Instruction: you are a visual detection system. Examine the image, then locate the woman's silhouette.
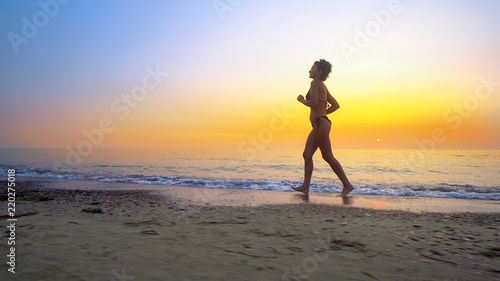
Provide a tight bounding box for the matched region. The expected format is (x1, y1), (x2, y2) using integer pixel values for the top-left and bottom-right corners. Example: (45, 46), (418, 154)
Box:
(292, 59), (354, 197)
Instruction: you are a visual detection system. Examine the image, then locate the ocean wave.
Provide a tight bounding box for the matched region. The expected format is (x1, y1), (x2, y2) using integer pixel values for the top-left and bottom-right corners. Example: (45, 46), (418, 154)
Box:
(6, 168), (500, 201)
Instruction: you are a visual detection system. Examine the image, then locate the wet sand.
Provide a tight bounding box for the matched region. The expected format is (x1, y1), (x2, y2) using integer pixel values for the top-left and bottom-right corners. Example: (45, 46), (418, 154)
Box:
(0, 178), (499, 280)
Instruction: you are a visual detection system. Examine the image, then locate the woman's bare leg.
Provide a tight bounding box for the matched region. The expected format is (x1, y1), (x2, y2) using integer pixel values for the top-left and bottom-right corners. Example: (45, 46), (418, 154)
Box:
(316, 124), (354, 196)
(292, 130), (318, 195)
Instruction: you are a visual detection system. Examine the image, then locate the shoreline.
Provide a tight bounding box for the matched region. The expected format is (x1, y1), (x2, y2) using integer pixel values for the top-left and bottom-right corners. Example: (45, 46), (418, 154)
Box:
(7, 177), (500, 214)
(0, 179), (499, 280)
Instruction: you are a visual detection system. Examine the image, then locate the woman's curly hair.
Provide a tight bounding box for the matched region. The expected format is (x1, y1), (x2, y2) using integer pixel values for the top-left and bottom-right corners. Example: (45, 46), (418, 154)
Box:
(314, 59), (332, 81)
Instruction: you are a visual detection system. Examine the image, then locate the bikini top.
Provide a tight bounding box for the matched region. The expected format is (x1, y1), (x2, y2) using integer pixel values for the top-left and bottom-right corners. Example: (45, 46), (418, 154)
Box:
(305, 91), (328, 104)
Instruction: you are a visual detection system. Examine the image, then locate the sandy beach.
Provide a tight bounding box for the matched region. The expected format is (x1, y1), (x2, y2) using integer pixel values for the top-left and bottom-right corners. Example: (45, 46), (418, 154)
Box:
(1, 179), (499, 281)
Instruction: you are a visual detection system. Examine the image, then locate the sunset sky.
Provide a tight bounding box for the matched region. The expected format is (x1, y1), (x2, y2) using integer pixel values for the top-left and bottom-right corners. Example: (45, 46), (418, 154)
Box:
(1, 0), (499, 149)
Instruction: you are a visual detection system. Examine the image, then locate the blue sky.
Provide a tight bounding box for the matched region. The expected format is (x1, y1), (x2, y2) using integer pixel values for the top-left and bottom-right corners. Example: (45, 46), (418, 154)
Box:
(1, 0), (499, 148)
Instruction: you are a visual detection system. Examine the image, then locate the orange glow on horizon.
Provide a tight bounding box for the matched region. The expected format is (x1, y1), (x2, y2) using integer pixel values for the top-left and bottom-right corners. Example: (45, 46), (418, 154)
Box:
(2, 2), (499, 150)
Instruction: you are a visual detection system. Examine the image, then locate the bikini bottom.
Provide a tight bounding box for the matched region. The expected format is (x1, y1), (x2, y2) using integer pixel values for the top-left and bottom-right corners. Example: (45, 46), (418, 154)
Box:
(312, 116), (331, 129)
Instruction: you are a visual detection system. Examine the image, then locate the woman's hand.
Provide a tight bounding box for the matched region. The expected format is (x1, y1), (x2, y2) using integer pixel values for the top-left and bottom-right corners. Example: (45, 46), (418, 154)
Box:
(297, 95), (305, 103)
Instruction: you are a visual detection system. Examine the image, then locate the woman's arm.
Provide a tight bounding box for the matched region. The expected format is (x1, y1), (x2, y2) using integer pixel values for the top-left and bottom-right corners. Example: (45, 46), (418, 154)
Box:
(297, 81), (319, 107)
(325, 89), (340, 115)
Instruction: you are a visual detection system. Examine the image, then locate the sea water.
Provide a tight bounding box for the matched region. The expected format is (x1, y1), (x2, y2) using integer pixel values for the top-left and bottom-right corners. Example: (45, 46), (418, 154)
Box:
(0, 148), (498, 200)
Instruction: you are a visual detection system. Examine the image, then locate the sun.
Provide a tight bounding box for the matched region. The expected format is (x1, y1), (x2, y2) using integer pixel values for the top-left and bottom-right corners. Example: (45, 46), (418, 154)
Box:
(376, 138), (381, 142)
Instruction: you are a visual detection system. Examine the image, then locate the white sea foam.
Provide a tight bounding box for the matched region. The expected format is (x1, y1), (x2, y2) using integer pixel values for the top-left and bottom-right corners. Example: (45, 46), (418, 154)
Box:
(8, 168), (500, 200)
(1, 148), (499, 200)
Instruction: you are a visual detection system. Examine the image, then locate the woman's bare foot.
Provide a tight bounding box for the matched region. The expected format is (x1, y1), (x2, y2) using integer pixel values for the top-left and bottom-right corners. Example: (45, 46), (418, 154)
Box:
(292, 186), (309, 195)
(340, 184), (354, 197)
